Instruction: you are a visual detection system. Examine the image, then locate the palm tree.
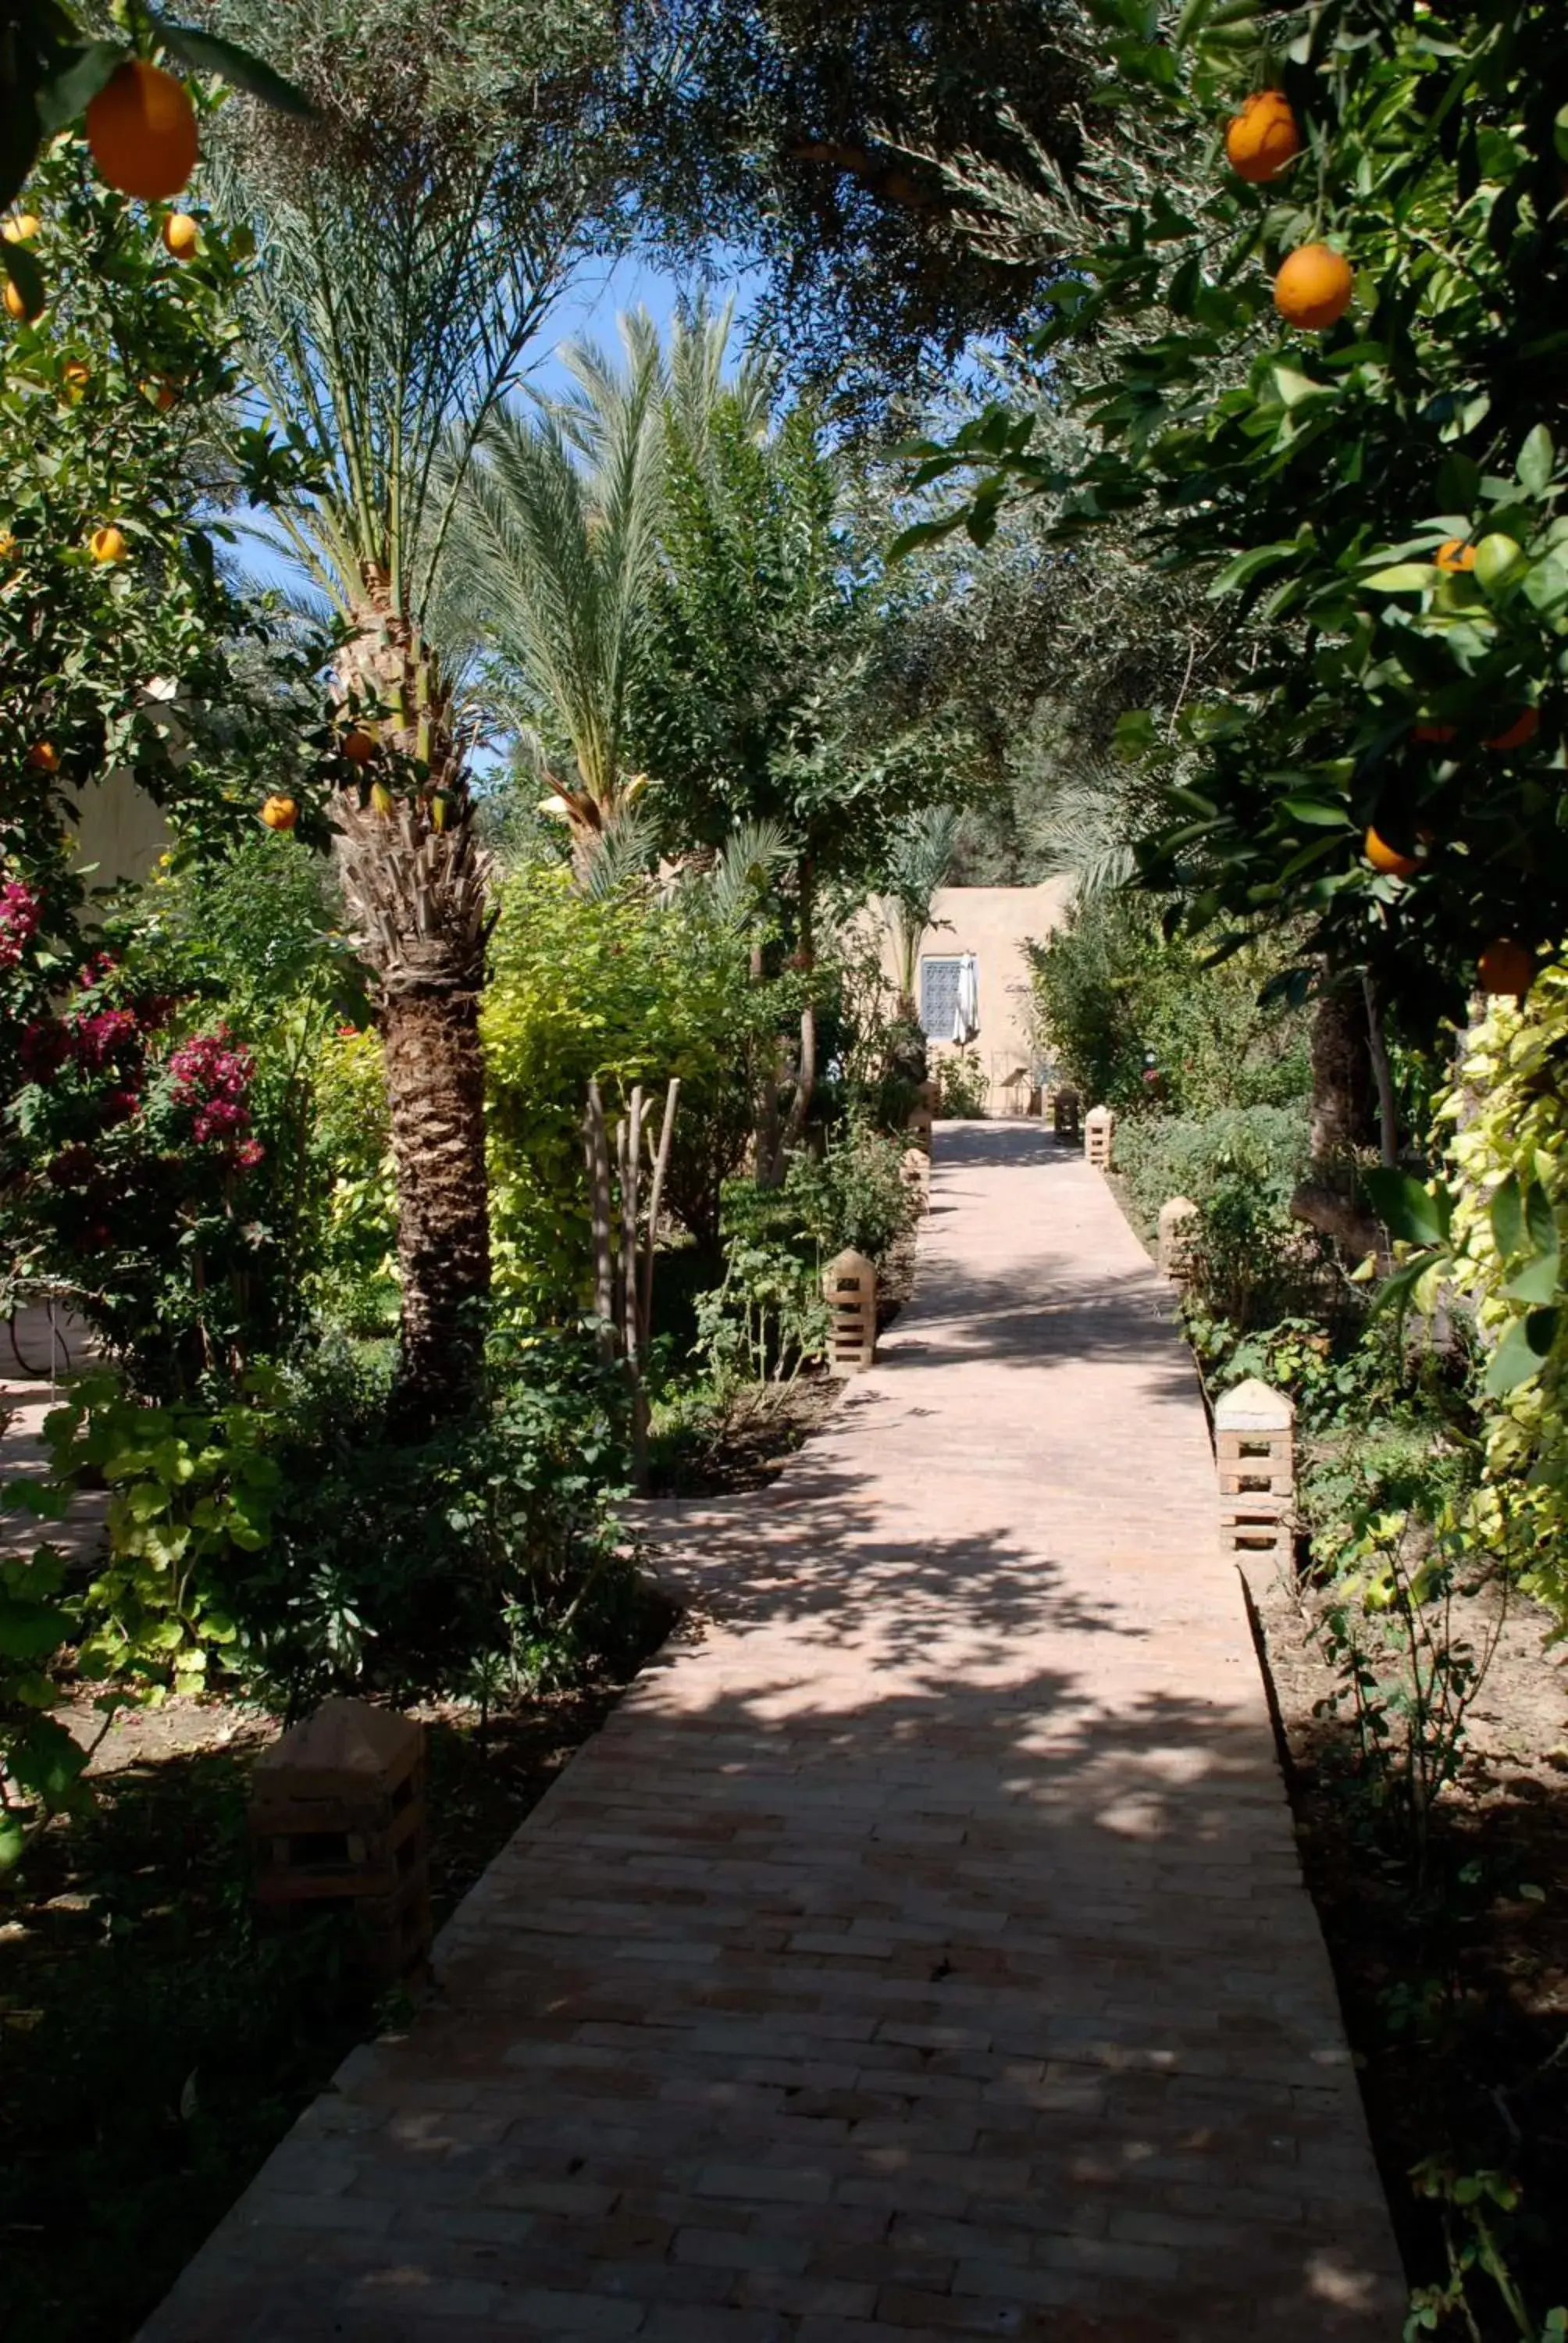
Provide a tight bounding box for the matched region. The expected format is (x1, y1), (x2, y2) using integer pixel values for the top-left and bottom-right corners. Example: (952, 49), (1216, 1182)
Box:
(223, 119), (599, 1414)
(449, 302), (764, 879)
(883, 805), (959, 1015)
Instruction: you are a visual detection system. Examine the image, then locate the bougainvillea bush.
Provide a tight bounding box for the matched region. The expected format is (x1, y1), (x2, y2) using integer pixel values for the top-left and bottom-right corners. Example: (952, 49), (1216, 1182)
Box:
(3, 949), (280, 1394)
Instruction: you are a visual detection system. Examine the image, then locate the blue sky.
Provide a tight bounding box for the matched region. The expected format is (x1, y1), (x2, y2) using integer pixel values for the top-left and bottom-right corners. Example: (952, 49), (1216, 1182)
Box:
(238, 252), (765, 599)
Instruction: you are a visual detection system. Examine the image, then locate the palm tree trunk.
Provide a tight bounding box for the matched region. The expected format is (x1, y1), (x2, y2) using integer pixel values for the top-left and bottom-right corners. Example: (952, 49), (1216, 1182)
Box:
(381, 990), (490, 1407)
(332, 564), (495, 1418)
(779, 849), (818, 1159)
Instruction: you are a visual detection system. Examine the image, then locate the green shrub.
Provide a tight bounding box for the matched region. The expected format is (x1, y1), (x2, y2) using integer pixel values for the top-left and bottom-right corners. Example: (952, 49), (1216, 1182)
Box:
(230, 1335), (639, 1716)
(482, 863), (761, 1317)
(1029, 893), (1310, 1117)
(934, 1049), (988, 1118)
(1116, 1102), (1312, 1236)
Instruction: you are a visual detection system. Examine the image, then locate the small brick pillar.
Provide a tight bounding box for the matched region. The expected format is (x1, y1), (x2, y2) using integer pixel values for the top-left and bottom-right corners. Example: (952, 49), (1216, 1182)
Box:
(900, 1147), (930, 1212)
(1053, 1086), (1080, 1141)
(1157, 1196), (1199, 1282)
(1214, 1378), (1295, 1561)
(1085, 1104), (1116, 1169)
(250, 1697), (431, 1985)
(823, 1247), (877, 1372)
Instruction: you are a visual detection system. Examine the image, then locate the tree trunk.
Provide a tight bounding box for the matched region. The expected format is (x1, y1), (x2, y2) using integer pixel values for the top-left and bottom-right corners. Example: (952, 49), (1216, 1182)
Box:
(380, 990), (490, 1413)
(330, 563), (495, 1420)
(1292, 969), (1381, 1257)
(775, 848), (818, 1172)
(1307, 976), (1374, 1162)
(1361, 972), (1399, 1170)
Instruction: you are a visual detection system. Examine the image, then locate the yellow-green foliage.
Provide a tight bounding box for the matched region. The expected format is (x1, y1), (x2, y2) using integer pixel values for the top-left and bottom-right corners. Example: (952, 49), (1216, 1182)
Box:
(481, 865), (756, 1319)
(1439, 955), (1568, 1621)
(309, 1025), (397, 1330)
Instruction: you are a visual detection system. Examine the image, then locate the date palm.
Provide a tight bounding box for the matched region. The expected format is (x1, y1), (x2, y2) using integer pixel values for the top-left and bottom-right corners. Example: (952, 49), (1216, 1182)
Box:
(221, 100), (604, 1413)
(451, 311), (665, 867)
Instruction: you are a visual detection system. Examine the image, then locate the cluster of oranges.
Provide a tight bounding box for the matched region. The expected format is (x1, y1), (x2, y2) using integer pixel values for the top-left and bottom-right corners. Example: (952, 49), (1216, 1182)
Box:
(2, 60), (200, 324)
(1224, 87), (1539, 998)
(1223, 88), (1353, 330)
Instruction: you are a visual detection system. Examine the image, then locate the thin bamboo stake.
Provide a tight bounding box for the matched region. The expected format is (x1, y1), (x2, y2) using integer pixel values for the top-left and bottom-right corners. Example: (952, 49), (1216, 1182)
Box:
(584, 1080), (615, 1364)
(638, 1078), (680, 1352)
(621, 1086), (645, 1368)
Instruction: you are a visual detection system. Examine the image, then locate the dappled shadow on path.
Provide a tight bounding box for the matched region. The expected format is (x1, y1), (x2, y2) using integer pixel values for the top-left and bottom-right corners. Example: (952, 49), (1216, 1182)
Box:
(137, 1116), (1404, 2343)
(139, 1500), (1403, 2343)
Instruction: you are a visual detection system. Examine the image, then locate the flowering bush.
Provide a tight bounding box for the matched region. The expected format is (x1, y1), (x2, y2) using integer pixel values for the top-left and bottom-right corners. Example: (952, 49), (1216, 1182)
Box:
(2, 956), (279, 1393)
(0, 877), (39, 969)
(167, 1026), (265, 1166)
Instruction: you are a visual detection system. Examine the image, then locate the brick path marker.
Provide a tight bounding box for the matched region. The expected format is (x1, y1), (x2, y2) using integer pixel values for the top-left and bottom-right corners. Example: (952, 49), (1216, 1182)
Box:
(141, 1125), (1404, 2343)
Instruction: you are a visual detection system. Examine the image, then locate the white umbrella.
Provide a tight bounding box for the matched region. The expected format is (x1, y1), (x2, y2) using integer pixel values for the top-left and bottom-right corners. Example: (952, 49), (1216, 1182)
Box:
(952, 952), (979, 1044)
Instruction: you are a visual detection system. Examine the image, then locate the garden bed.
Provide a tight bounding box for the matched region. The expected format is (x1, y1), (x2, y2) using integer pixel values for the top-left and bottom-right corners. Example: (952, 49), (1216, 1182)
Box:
(0, 1603), (674, 2343)
(1245, 1554), (1568, 2329)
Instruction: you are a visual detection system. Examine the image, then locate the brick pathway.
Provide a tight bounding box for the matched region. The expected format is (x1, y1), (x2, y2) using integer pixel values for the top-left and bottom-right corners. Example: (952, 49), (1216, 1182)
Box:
(142, 1125), (1405, 2342)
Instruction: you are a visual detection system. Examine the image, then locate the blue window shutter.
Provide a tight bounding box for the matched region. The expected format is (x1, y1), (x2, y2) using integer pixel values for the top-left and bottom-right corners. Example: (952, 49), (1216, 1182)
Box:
(920, 957), (961, 1040)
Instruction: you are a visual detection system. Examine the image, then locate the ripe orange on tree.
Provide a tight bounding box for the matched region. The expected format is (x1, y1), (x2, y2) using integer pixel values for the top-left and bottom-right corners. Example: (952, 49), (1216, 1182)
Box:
(1224, 91), (1303, 184)
(1364, 826), (1418, 879)
(26, 742), (59, 772)
(1486, 707), (1539, 752)
(1435, 539), (1476, 573)
(1413, 722), (1457, 745)
(86, 62), (198, 203)
(90, 525), (127, 565)
(261, 794), (298, 832)
(2, 215), (40, 244)
(162, 212), (200, 260)
(341, 729), (376, 765)
(62, 359), (90, 399)
(3, 275), (43, 323)
(1478, 940), (1534, 997)
(1274, 244), (1354, 330)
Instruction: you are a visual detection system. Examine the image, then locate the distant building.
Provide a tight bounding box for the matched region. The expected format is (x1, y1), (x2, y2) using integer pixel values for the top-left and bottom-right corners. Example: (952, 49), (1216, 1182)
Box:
(71, 769), (170, 901)
(868, 882), (1074, 1116)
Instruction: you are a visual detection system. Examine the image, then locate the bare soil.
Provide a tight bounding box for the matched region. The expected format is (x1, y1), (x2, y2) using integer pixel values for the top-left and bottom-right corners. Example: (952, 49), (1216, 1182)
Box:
(1247, 1553), (1568, 2330)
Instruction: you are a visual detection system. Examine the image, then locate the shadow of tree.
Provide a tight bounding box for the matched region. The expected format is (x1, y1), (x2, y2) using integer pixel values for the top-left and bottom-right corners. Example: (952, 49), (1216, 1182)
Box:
(136, 1116), (1406, 2343)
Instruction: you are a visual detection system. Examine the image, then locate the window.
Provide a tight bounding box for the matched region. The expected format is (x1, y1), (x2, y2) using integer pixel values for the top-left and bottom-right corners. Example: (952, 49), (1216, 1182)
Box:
(919, 956), (963, 1040)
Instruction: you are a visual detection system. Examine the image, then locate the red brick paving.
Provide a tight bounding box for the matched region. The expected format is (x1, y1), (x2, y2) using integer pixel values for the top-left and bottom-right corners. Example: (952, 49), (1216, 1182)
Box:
(141, 1125), (1405, 2341)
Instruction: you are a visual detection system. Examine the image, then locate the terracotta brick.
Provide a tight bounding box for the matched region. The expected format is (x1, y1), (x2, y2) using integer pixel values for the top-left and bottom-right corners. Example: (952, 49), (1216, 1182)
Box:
(137, 1132), (1404, 2343)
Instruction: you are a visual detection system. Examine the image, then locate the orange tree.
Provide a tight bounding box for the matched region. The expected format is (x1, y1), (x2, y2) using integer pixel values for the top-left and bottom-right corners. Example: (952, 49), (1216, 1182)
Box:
(0, 128), (317, 1339)
(902, 0), (1568, 1043)
(0, 124), (312, 995)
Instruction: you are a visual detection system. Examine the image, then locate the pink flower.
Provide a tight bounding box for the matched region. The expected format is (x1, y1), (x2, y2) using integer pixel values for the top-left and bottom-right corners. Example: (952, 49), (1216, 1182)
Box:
(168, 1025), (258, 1161)
(0, 878), (38, 968)
(20, 1018), (69, 1081)
(73, 1006), (139, 1071)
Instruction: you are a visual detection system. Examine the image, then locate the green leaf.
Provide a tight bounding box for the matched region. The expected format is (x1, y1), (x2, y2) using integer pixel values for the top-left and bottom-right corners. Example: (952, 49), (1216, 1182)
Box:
(1281, 797), (1349, 826)
(0, 1596), (69, 1662)
(1209, 540), (1303, 597)
(1273, 367), (1329, 409)
(1517, 424), (1555, 498)
(35, 41), (126, 136)
(5, 1713), (89, 1806)
(155, 23), (315, 116)
(1505, 1255), (1559, 1306)
(1526, 1179), (1559, 1261)
(1484, 1309), (1559, 1397)
(1491, 1171), (1524, 1263)
(1365, 1168), (1452, 1247)
(1361, 563), (1436, 592)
